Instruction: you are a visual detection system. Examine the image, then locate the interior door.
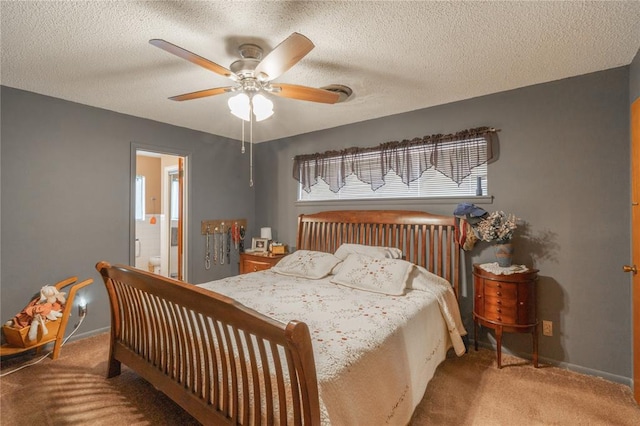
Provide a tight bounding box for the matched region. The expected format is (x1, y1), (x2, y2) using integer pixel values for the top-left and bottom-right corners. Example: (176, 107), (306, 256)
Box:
(631, 98), (640, 404)
(177, 157), (184, 281)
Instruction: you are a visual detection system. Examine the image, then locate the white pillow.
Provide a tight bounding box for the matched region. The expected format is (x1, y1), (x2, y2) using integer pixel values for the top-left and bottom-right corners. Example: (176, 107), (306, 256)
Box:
(330, 253), (414, 296)
(333, 243), (403, 261)
(271, 250), (343, 279)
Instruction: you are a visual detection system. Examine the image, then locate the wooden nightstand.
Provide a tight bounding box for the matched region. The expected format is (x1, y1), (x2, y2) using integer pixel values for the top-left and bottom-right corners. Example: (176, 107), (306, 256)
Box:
(473, 263), (539, 368)
(239, 252), (286, 274)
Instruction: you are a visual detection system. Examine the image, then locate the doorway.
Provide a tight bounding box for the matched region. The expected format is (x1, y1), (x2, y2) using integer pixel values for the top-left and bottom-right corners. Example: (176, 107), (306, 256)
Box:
(133, 147), (188, 281)
(631, 98), (639, 404)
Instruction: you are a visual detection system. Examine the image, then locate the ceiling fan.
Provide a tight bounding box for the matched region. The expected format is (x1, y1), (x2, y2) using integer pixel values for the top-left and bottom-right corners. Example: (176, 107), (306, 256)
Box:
(150, 32), (348, 117)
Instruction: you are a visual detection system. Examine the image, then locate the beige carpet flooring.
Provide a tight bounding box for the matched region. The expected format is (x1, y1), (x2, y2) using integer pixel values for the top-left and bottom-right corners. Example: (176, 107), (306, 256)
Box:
(1, 332), (639, 425)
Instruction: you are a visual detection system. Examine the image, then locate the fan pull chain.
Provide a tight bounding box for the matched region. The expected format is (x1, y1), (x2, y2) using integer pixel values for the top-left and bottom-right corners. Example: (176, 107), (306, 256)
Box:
(249, 101), (254, 187)
(241, 119), (245, 154)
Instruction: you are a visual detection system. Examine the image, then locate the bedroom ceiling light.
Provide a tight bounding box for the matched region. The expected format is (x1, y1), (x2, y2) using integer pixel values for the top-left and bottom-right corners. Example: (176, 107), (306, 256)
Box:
(229, 92), (273, 188)
(228, 93), (273, 187)
(228, 93), (274, 122)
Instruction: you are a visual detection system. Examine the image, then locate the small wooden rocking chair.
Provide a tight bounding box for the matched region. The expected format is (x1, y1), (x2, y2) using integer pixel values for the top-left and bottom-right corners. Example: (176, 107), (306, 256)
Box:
(1, 276), (93, 360)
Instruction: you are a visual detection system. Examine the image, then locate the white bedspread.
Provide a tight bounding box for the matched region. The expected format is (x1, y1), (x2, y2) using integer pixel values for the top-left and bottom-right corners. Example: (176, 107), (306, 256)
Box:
(198, 265), (466, 425)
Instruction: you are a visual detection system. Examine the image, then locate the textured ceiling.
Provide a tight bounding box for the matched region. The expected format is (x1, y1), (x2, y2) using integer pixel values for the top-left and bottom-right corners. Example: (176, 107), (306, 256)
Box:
(1, 1), (639, 143)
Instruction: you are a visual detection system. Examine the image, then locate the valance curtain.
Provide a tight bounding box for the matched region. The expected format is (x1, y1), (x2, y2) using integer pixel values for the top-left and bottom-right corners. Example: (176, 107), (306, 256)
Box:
(293, 126), (498, 193)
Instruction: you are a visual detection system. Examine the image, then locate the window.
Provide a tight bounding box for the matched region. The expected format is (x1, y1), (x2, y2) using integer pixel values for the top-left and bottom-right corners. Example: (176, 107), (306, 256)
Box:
(135, 175), (145, 220)
(298, 161), (487, 201)
(294, 128), (495, 202)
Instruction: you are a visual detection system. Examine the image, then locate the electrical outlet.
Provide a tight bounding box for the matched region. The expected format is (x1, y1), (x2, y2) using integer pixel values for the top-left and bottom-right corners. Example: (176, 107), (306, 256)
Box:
(542, 320), (553, 336)
(78, 304), (88, 317)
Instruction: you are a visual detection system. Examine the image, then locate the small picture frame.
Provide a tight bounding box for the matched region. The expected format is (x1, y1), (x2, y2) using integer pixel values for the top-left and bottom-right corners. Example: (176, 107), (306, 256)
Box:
(252, 237), (269, 253)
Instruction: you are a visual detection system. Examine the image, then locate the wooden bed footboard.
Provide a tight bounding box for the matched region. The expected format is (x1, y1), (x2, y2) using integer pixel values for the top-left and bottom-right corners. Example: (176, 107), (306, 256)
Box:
(95, 262), (320, 425)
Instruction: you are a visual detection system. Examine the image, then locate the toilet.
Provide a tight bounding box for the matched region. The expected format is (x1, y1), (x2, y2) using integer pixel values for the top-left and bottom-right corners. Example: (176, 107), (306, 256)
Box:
(148, 256), (161, 274)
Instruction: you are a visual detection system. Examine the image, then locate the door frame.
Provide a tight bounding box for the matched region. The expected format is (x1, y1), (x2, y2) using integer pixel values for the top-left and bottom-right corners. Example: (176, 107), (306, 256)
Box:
(130, 143), (190, 281)
(631, 98), (639, 404)
(164, 162), (184, 280)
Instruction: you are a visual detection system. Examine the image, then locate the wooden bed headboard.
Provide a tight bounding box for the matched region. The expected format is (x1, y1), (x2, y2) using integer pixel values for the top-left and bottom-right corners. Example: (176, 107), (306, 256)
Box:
(296, 210), (461, 297)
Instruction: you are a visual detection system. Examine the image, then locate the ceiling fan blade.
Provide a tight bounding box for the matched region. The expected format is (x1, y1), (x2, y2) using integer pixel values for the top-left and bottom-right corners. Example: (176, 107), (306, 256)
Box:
(169, 86), (233, 101)
(150, 39), (237, 81)
(271, 83), (340, 104)
(253, 33), (314, 81)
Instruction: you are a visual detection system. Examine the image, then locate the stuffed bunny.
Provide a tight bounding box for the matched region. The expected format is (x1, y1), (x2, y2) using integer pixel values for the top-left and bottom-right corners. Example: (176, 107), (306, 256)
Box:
(39, 285), (66, 305)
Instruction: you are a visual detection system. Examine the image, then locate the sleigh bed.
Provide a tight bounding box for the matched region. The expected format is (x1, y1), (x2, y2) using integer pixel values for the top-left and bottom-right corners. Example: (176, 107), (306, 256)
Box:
(96, 210), (466, 425)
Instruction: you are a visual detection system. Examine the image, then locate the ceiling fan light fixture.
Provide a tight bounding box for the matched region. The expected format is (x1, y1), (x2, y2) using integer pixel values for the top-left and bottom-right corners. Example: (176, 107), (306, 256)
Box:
(252, 94), (274, 122)
(152, 33), (348, 188)
(228, 92), (274, 122)
(228, 92), (251, 121)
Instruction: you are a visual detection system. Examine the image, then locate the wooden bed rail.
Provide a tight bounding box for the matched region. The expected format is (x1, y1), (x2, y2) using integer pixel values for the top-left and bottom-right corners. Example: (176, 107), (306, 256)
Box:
(297, 210), (461, 297)
(95, 262), (320, 425)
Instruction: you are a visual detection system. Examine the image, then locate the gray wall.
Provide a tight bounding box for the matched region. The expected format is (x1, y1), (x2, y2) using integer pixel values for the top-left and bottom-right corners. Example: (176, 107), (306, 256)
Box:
(255, 67), (632, 383)
(1, 86), (255, 338)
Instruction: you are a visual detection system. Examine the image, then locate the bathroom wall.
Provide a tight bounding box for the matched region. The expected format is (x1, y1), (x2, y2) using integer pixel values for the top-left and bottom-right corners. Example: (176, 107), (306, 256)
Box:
(136, 155), (161, 214)
(135, 155), (162, 272)
(134, 215), (161, 272)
